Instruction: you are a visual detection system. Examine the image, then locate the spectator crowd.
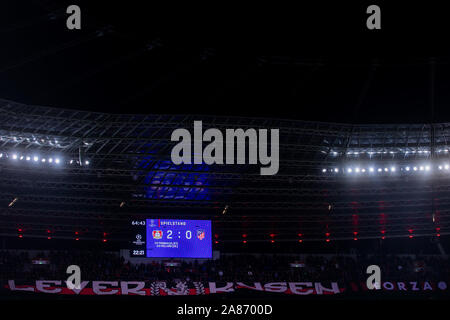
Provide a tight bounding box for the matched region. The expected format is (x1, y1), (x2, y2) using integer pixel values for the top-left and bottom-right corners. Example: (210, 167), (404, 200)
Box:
(1, 250), (449, 285)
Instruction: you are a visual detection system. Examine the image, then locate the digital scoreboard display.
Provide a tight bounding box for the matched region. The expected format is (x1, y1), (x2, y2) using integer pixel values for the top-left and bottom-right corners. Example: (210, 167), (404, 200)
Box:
(130, 219), (212, 258)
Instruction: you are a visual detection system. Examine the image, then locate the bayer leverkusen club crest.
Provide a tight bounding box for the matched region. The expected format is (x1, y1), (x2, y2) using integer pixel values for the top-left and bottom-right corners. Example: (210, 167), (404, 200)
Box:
(152, 230), (163, 239)
(197, 229), (205, 240)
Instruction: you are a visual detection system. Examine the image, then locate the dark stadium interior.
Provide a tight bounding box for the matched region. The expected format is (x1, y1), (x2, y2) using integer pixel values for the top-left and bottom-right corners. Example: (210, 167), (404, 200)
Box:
(1, 1), (450, 302)
(2, 1), (450, 123)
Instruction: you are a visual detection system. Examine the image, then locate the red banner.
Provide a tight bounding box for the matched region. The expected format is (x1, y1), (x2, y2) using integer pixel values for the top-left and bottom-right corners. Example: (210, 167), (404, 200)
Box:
(5, 280), (448, 296)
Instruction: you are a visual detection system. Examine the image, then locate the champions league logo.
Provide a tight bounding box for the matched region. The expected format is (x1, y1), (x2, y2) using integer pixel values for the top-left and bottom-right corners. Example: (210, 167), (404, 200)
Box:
(149, 219), (157, 227)
(197, 229), (205, 240)
(133, 234), (145, 246)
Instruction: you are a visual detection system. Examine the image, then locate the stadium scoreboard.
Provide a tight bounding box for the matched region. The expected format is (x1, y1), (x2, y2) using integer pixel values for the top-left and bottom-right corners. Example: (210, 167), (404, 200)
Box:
(130, 219), (212, 258)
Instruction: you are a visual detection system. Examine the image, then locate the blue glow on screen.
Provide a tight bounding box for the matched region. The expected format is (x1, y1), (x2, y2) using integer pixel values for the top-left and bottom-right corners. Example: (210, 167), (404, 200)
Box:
(145, 219), (212, 258)
(137, 158), (213, 201)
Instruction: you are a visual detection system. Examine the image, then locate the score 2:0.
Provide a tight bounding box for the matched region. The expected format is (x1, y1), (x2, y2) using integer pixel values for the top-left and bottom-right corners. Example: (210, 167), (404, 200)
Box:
(166, 230), (192, 239)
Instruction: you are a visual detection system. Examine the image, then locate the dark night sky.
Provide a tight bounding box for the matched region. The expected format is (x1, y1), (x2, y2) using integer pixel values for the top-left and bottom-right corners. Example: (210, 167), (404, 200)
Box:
(1, 1), (450, 123)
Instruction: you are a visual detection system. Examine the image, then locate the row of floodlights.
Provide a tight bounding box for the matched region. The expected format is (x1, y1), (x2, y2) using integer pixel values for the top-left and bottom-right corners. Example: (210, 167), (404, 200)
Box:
(0, 152), (90, 166)
(322, 164), (450, 174)
(3, 136), (61, 145)
(328, 150), (450, 156)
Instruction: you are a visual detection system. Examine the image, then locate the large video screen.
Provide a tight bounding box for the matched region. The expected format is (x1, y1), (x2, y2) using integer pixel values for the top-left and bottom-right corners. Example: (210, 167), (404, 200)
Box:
(130, 219), (212, 258)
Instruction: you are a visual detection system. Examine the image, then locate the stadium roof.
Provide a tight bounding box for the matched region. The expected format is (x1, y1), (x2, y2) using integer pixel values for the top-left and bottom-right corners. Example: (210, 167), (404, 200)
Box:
(0, 98), (449, 245)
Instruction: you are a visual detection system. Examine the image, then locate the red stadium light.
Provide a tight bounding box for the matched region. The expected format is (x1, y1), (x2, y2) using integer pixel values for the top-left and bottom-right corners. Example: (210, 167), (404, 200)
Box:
(436, 227), (441, 231)
(409, 235), (414, 239)
(353, 237), (358, 241)
(381, 236), (386, 240)
(75, 238), (79, 241)
(102, 239), (107, 243)
(298, 239), (303, 243)
(353, 231), (358, 236)
(325, 232), (330, 237)
(437, 233), (441, 237)
(214, 240), (219, 244)
(243, 240), (247, 244)
(298, 233), (303, 237)
(270, 239), (275, 243)
(47, 236), (51, 240)
(326, 239), (330, 242)
(18, 234), (23, 238)
(381, 230), (385, 234)
(242, 234), (247, 238)
(214, 234), (219, 239)
(269, 233), (275, 238)
(75, 231), (79, 235)
(18, 228), (22, 232)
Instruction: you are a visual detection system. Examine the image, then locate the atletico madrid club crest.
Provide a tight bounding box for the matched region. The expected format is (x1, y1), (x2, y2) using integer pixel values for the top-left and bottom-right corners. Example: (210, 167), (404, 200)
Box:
(197, 229), (205, 240)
